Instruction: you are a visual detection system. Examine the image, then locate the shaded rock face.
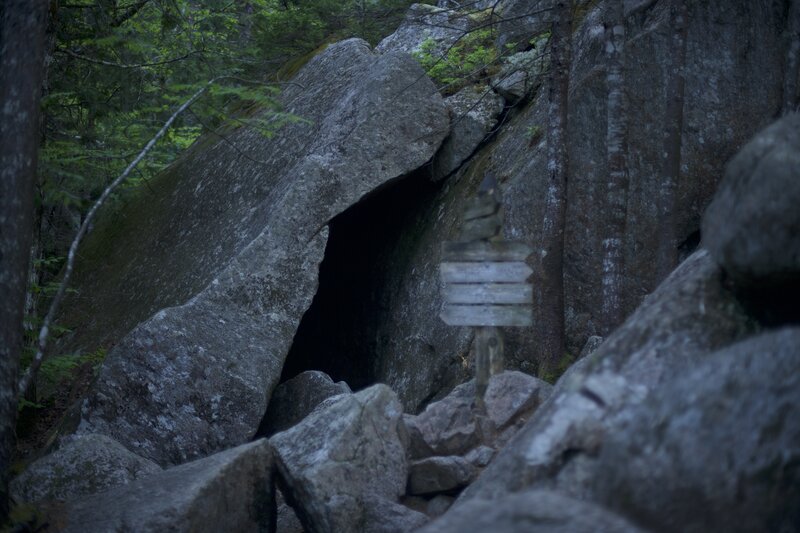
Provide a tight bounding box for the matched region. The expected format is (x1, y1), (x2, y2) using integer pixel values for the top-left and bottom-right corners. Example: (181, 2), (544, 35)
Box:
(364, 0), (786, 407)
(456, 250), (755, 503)
(258, 370), (350, 436)
(376, 3), (472, 57)
(418, 489), (645, 533)
(703, 113), (800, 287)
(590, 328), (800, 533)
(70, 39), (448, 466)
(11, 433), (161, 503)
(271, 384), (425, 533)
(57, 439), (274, 533)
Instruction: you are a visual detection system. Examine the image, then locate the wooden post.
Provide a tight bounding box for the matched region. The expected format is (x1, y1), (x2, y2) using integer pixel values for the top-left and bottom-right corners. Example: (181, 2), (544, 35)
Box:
(440, 176), (533, 411)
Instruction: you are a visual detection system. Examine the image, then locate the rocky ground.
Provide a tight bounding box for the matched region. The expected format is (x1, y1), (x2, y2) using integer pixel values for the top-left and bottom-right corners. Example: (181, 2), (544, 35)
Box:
(9, 1), (799, 531)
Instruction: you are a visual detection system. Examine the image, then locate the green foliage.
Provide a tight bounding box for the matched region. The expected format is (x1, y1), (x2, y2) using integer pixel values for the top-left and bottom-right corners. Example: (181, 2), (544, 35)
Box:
(412, 28), (499, 94)
(18, 348), (107, 412)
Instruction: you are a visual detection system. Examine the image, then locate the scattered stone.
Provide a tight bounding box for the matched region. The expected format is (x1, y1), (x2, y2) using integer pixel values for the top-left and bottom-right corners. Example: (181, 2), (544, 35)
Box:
(419, 489), (646, 533)
(259, 370), (351, 436)
(11, 433), (161, 503)
(426, 495), (455, 518)
(463, 445), (495, 468)
(592, 328), (800, 533)
(408, 456), (478, 495)
(579, 335), (603, 358)
(405, 371), (552, 459)
(272, 385), (409, 533)
(703, 113), (800, 286)
(57, 439), (274, 532)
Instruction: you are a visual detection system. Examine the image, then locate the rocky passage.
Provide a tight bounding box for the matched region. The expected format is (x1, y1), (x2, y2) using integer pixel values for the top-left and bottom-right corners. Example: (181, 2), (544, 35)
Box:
(12, 1), (800, 532)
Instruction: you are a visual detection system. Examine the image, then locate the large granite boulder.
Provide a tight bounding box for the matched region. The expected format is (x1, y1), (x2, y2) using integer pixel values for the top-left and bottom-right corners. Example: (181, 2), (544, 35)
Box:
(259, 370), (351, 436)
(592, 328), (800, 532)
(67, 38), (448, 466)
(11, 433), (160, 503)
(703, 113), (800, 286)
(271, 384), (426, 533)
(456, 250), (755, 503)
(418, 489), (645, 533)
(361, 0), (785, 408)
(53, 439), (274, 533)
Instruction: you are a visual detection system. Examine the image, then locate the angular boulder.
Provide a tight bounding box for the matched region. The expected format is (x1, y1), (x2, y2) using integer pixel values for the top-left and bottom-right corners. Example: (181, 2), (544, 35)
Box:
(259, 370), (350, 436)
(56, 439), (274, 533)
(271, 384), (423, 533)
(68, 38), (448, 466)
(405, 371), (552, 459)
(419, 489), (645, 533)
(408, 456), (478, 495)
(703, 113), (800, 286)
(432, 86), (505, 181)
(11, 433), (160, 503)
(458, 250), (755, 503)
(376, 3), (471, 57)
(592, 328), (800, 533)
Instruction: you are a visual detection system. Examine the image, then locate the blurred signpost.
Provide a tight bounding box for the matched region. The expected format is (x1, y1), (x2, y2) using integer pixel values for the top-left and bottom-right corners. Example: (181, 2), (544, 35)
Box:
(439, 176), (533, 409)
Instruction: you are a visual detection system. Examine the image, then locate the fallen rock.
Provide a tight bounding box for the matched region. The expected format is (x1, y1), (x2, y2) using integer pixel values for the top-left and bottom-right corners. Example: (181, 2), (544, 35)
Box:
(72, 38), (448, 466)
(592, 328), (800, 533)
(259, 370), (351, 436)
(57, 439), (274, 532)
(376, 4), (471, 57)
(703, 113), (800, 286)
(419, 489), (646, 533)
(432, 86), (505, 181)
(458, 250), (756, 503)
(408, 456), (478, 495)
(405, 371), (552, 459)
(271, 384), (412, 533)
(11, 433), (161, 503)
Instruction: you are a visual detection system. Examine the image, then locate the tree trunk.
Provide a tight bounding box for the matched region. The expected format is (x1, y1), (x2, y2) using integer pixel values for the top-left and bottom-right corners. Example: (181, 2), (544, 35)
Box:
(655, 0), (688, 282)
(600, 0), (628, 335)
(0, 0), (49, 522)
(784, 0), (800, 114)
(536, 0), (572, 376)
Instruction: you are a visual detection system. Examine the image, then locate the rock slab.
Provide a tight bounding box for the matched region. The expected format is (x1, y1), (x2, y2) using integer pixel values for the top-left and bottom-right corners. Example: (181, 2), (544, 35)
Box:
(272, 384), (425, 533)
(57, 439), (275, 533)
(592, 328), (800, 533)
(11, 433), (161, 503)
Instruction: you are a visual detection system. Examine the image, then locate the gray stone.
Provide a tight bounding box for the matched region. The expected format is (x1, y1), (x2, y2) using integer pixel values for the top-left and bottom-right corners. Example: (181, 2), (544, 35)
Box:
(276, 488), (304, 533)
(376, 4), (471, 57)
(271, 384), (409, 533)
(405, 371), (552, 459)
(419, 489), (645, 533)
(458, 250), (755, 504)
(426, 494), (455, 518)
(491, 42), (548, 103)
(408, 456), (478, 495)
(433, 86), (505, 181)
(463, 445), (495, 468)
(260, 370), (351, 436)
(59, 439), (274, 533)
(592, 328), (800, 533)
(11, 433), (161, 503)
(703, 113), (800, 286)
(361, 496), (430, 533)
(69, 38), (448, 466)
(579, 335), (604, 358)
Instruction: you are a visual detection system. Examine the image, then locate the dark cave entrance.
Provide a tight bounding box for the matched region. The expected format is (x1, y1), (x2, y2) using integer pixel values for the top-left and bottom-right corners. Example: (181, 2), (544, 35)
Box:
(279, 168), (442, 391)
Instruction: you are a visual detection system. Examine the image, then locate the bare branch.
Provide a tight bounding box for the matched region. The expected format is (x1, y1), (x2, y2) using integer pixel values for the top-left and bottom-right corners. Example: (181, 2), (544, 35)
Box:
(59, 48), (199, 69)
(18, 81), (211, 396)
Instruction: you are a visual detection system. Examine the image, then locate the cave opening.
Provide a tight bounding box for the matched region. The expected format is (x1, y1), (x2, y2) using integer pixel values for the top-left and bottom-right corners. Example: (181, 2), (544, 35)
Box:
(278, 168), (443, 391)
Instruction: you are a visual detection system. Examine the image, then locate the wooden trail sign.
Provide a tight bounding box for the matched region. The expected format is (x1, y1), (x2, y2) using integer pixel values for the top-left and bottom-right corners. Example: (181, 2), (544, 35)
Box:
(438, 175), (534, 409)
